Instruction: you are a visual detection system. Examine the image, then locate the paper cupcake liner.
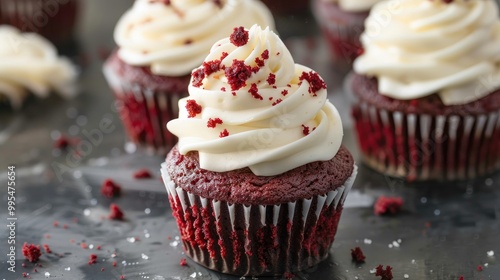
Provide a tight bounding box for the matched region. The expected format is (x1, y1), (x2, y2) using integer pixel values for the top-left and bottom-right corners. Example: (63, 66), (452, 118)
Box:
(160, 164), (357, 276)
(352, 100), (500, 181)
(0, 0), (79, 45)
(312, 0), (366, 70)
(103, 64), (186, 155)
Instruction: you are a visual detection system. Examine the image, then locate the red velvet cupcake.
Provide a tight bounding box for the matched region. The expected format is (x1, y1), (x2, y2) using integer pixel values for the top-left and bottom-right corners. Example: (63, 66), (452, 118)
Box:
(349, 0), (500, 181)
(0, 0), (79, 47)
(312, 0), (380, 72)
(161, 25), (357, 276)
(103, 0), (274, 154)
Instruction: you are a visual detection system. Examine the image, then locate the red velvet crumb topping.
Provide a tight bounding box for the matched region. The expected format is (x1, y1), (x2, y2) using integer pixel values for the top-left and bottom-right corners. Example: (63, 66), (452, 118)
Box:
(43, 244), (52, 254)
(230, 26), (249, 47)
(225, 60), (252, 91)
(477, 265), (483, 271)
(180, 258), (188, 266)
(22, 243), (41, 263)
(255, 57), (265, 68)
(219, 129), (229, 138)
(221, 87), (226, 92)
(101, 179), (121, 198)
(299, 71), (326, 96)
(351, 247), (365, 263)
(249, 83), (263, 100)
(191, 68), (205, 87)
(203, 60), (222, 76)
(54, 135), (71, 149)
(302, 125), (310, 136)
(272, 99), (282, 106)
(22, 272), (28, 278)
(53, 221), (59, 227)
(185, 99), (202, 118)
(207, 118), (223, 128)
(375, 265), (393, 280)
(374, 196), (404, 216)
(133, 169), (153, 179)
(458, 276), (464, 280)
(281, 89), (288, 96)
(109, 204), (124, 220)
(88, 254), (98, 265)
(267, 73), (276, 85)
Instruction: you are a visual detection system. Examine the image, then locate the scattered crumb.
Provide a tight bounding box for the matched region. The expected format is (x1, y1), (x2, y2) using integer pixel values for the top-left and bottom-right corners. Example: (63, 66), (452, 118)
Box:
(477, 265), (483, 271)
(133, 169), (153, 179)
(53, 221), (59, 227)
(88, 254), (98, 265)
(109, 204), (125, 220)
(283, 272), (295, 279)
(101, 179), (122, 198)
(374, 196), (404, 216)
(179, 258), (188, 266)
(22, 243), (41, 263)
(43, 244), (51, 254)
(351, 247), (366, 263)
(375, 265), (393, 280)
(458, 276), (464, 280)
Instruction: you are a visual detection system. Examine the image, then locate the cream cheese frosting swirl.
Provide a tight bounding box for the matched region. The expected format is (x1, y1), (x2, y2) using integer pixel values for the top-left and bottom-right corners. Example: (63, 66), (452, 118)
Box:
(326, 0), (380, 12)
(167, 25), (343, 176)
(114, 0), (274, 77)
(354, 0), (500, 105)
(0, 25), (77, 109)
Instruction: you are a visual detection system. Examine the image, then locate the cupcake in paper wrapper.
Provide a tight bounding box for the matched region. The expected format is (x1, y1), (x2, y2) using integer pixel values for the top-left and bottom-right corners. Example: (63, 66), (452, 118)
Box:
(103, 0), (274, 154)
(0, 0), (79, 47)
(312, 0), (380, 72)
(349, 0), (500, 181)
(163, 25), (356, 276)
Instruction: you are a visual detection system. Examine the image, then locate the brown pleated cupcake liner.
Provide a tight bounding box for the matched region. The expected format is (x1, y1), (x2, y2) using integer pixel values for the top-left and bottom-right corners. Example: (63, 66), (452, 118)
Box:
(0, 0), (79, 46)
(161, 164), (357, 277)
(352, 100), (500, 181)
(103, 64), (185, 155)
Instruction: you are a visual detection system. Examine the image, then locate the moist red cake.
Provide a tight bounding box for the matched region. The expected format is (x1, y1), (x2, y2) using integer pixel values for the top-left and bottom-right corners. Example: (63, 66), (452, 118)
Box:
(162, 145), (355, 276)
(104, 51), (191, 154)
(350, 73), (500, 181)
(0, 0), (79, 47)
(312, 0), (368, 72)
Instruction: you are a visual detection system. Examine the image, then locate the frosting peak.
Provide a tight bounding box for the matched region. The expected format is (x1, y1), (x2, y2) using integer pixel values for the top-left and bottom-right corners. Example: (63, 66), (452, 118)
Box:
(167, 25), (344, 176)
(114, 0), (274, 77)
(0, 25), (77, 109)
(354, 0), (500, 105)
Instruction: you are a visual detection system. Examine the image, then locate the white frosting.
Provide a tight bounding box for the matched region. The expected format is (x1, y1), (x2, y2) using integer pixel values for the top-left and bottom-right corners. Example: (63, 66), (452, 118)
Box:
(114, 0), (274, 77)
(167, 25), (344, 176)
(0, 25), (77, 109)
(354, 0), (500, 105)
(326, 0), (380, 12)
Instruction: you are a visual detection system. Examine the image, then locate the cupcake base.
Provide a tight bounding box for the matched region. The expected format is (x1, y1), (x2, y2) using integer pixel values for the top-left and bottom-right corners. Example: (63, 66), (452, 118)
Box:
(103, 51), (191, 154)
(312, 0), (367, 72)
(349, 73), (500, 181)
(161, 164), (357, 276)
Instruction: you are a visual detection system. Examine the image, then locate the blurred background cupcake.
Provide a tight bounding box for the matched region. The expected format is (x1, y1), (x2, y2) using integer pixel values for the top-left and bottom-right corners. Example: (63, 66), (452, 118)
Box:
(0, 25), (77, 109)
(162, 25), (357, 276)
(312, 0), (380, 73)
(349, 0), (500, 181)
(261, 0), (310, 16)
(0, 0), (80, 49)
(103, 0), (275, 155)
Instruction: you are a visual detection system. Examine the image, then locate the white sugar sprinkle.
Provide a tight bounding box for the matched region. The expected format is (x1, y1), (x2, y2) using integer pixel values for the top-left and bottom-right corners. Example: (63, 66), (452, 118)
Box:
(404, 274), (409, 278)
(89, 244), (94, 249)
(388, 244), (393, 248)
(485, 263), (489, 267)
(170, 241), (179, 247)
(141, 253), (149, 260)
(364, 238), (372, 245)
(397, 239), (402, 243)
(83, 209), (91, 216)
(370, 269), (377, 274)
(392, 241), (400, 248)
(145, 208), (151, 214)
(190, 272), (197, 278)
(487, 250), (495, 257)
(64, 267), (71, 271)
(411, 259), (416, 264)
(127, 237), (138, 243)
(111, 253), (117, 258)
(45, 272), (51, 278)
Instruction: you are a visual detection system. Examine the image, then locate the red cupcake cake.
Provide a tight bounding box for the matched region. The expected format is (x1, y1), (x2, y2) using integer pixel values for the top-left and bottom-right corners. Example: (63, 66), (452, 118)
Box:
(161, 25), (357, 276)
(103, 0), (274, 154)
(349, 0), (500, 181)
(0, 0), (79, 47)
(312, 0), (380, 72)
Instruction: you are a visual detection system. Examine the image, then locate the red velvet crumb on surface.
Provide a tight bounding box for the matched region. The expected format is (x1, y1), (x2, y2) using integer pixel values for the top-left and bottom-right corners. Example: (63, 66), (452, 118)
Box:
(267, 73), (276, 85)
(249, 83), (263, 100)
(230, 26), (249, 47)
(43, 244), (51, 254)
(351, 247), (365, 263)
(207, 118), (223, 128)
(109, 204), (124, 220)
(22, 272), (28, 278)
(219, 129), (229, 138)
(299, 71), (326, 96)
(191, 68), (205, 87)
(88, 254), (98, 265)
(225, 60), (252, 91)
(374, 196), (404, 216)
(101, 179), (122, 198)
(477, 265), (483, 271)
(458, 276), (464, 280)
(22, 243), (41, 263)
(179, 258), (188, 266)
(133, 169), (153, 179)
(375, 265), (393, 280)
(54, 135), (72, 149)
(185, 99), (202, 118)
